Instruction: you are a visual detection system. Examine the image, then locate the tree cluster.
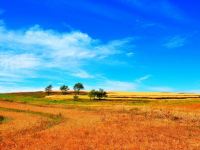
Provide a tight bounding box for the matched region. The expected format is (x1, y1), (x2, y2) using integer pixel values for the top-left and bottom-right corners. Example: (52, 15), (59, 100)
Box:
(45, 84), (107, 101)
(88, 89), (107, 100)
(45, 83), (84, 96)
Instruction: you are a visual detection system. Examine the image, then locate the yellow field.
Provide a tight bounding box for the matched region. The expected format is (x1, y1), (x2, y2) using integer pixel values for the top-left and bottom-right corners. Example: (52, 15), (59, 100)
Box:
(0, 92), (200, 150)
(46, 91), (200, 100)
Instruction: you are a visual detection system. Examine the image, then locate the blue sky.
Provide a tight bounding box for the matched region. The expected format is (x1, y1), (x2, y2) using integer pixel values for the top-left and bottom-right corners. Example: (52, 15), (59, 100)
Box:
(0, 0), (200, 92)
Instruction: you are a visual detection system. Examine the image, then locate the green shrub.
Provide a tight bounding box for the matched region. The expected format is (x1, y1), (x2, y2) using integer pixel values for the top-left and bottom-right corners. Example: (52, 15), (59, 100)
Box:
(0, 115), (5, 123)
(73, 95), (79, 101)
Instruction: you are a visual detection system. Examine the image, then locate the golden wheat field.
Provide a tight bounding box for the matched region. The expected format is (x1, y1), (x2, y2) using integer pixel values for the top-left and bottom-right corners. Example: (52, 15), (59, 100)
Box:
(0, 91), (200, 150)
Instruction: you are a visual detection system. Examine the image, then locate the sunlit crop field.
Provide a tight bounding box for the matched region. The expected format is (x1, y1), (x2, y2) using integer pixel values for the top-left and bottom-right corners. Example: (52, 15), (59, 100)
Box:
(0, 92), (200, 150)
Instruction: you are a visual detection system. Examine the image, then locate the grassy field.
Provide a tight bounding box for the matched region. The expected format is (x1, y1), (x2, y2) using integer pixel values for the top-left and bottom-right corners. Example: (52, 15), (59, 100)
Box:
(0, 91), (200, 150)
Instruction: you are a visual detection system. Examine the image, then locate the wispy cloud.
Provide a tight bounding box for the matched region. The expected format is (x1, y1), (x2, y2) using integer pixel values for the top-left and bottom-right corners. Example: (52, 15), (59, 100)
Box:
(0, 53), (40, 70)
(164, 36), (186, 49)
(147, 86), (174, 92)
(71, 70), (94, 79)
(86, 74), (151, 91)
(121, 0), (184, 20)
(0, 24), (132, 64)
(89, 80), (138, 91)
(0, 22), (134, 91)
(126, 52), (134, 57)
(135, 74), (151, 83)
(0, 85), (44, 93)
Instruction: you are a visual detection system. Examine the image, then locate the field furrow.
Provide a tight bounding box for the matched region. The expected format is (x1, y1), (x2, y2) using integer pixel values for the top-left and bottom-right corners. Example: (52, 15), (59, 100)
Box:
(0, 93), (200, 150)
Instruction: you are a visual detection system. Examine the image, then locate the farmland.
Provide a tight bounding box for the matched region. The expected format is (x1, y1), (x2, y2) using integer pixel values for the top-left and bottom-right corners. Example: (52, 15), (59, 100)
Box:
(0, 91), (200, 150)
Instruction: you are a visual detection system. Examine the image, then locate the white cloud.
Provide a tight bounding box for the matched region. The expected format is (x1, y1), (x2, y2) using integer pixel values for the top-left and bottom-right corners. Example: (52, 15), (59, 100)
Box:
(71, 70), (94, 79)
(86, 74), (151, 91)
(135, 74), (151, 83)
(0, 25), (131, 61)
(0, 53), (40, 70)
(126, 52), (134, 57)
(95, 80), (137, 91)
(0, 23), (133, 85)
(0, 86), (44, 93)
(122, 0), (184, 20)
(164, 36), (186, 49)
(147, 86), (174, 92)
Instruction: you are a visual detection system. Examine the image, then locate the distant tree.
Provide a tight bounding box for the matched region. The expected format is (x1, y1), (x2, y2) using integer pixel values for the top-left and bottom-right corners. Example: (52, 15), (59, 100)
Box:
(60, 85), (69, 95)
(45, 85), (53, 96)
(95, 89), (107, 100)
(88, 89), (96, 100)
(73, 83), (84, 95)
(88, 89), (107, 100)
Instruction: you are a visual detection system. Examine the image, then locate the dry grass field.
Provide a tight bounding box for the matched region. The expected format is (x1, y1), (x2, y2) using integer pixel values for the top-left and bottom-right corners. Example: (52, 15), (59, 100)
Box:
(0, 91), (200, 150)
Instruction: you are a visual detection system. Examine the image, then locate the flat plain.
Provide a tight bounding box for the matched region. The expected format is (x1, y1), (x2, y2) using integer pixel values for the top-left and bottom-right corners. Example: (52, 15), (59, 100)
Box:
(0, 91), (200, 150)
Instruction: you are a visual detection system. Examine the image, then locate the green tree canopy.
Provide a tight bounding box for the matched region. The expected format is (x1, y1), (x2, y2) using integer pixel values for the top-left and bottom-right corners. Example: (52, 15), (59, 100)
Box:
(88, 89), (107, 100)
(45, 85), (53, 96)
(60, 85), (69, 95)
(95, 89), (107, 100)
(73, 83), (84, 95)
(88, 89), (96, 100)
